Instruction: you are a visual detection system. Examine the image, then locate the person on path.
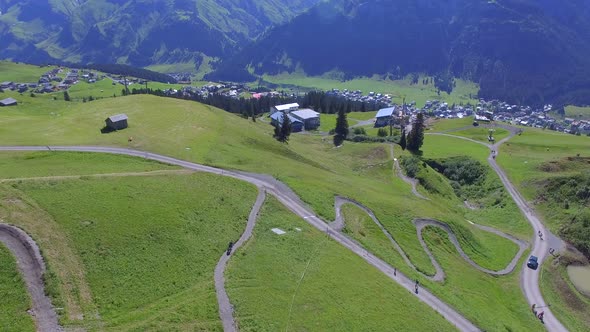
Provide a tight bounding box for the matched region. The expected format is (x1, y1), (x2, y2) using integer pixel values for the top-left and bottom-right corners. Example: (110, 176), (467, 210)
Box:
(538, 311), (545, 323)
(415, 279), (419, 294)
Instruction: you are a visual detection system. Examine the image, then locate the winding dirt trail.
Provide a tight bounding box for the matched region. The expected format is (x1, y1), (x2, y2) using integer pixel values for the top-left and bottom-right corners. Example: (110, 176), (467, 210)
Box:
(214, 189), (266, 332)
(331, 197), (527, 282)
(0, 223), (61, 332)
(389, 145), (430, 200)
(0, 146), (480, 331)
(428, 124), (568, 332)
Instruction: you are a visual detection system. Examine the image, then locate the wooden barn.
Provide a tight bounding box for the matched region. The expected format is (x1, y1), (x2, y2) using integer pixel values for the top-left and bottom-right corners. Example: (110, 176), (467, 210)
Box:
(105, 114), (128, 130)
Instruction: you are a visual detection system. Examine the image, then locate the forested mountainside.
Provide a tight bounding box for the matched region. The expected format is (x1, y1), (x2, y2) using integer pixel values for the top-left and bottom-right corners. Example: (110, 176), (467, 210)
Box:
(208, 0), (590, 106)
(0, 0), (320, 66)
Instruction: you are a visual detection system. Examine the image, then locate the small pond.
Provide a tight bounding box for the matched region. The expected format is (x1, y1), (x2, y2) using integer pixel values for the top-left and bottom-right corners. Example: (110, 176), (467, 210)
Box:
(567, 265), (590, 297)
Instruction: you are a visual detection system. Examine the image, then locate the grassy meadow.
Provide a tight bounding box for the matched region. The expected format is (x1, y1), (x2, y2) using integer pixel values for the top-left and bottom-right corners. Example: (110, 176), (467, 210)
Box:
(0, 63), (558, 330)
(0, 93), (527, 279)
(226, 196), (456, 332)
(3, 172), (258, 330)
(451, 127), (511, 143)
(540, 255), (590, 332)
(336, 133), (539, 331)
(0, 61), (54, 82)
(429, 116), (475, 132)
(0, 244), (35, 332)
(260, 72), (479, 108)
(0, 151), (178, 179)
(496, 128), (590, 201)
(565, 105), (590, 120)
(319, 111), (377, 132)
(339, 201), (537, 331)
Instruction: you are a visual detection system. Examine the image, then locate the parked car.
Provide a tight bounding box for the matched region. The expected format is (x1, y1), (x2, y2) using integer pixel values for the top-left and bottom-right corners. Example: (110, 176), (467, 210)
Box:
(527, 255), (539, 270)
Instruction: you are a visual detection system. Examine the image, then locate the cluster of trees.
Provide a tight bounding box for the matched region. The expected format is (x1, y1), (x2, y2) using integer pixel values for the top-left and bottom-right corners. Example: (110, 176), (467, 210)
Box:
(434, 71), (456, 95)
(426, 156), (487, 186)
(127, 87), (297, 119)
(125, 88), (383, 121)
(300, 91), (389, 114)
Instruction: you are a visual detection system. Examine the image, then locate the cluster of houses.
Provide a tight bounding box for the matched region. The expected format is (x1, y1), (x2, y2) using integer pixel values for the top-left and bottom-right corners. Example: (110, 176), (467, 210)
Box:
(424, 99), (590, 135)
(173, 83), (252, 99)
(1, 81), (31, 93)
(1, 67), (102, 95)
(168, 72), (192, 84)
(326, 88), (393, 107)
(269, 103), (320, 132)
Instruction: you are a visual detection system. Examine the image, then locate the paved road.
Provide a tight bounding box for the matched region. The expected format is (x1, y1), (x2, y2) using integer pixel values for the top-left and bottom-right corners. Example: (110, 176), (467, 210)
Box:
(428, 126), (568, 332)
(0, 223), (61, 332)
(0, 145), (480, 332)
(214, 189), (266, 332)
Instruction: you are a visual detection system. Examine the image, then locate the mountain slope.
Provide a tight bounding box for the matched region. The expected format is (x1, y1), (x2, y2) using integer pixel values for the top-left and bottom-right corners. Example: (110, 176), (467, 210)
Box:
(0, 0), (320, 66)
(208, 0), (590, 105)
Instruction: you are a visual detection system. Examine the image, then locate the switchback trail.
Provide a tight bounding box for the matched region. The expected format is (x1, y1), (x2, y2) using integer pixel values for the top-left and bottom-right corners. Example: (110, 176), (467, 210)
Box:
(389, 144), (429, 200)
(0, 223), (61, 332)
(428, 124), (568, 332)
(0, 146), (479, 332)
(214, 189), (266, 332)
(331, 196), (527, 282)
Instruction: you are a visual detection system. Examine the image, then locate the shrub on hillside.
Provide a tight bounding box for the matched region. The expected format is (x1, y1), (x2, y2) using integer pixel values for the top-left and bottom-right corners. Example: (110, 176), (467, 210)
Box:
(353, 127), (367, 135)
(426, 156), (486, 186)
(560, 210), (590, 258)
(401, 156), (421, 178)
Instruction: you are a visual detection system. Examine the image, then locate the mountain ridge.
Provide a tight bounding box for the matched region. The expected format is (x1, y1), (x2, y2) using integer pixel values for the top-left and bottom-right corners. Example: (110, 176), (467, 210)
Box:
(0, 0), (320, 67)
(207, 0), (590, 106)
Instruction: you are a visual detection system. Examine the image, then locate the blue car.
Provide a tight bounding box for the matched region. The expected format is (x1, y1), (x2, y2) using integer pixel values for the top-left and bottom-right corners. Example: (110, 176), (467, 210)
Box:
(527, 255), (539, 270)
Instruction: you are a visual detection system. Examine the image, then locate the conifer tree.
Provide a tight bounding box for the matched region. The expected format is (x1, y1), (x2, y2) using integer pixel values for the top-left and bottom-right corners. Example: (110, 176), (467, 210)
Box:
(278, 112), (292, 143)
(400, 128), (407, 150)
(407, 112), (425, 152)
(334, 107), (349, 146)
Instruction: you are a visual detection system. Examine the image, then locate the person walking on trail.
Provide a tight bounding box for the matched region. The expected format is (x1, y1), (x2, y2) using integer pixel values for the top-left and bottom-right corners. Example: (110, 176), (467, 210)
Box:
(538, 311), (545, 323)
(415, 280), (419, 294)
(538, 231), (543, 240)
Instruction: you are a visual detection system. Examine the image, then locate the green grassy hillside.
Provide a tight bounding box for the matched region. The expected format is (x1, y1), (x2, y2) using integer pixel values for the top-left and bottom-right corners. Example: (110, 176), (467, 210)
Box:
(226, 196), (456, 332)
(0, 151), (179, 179)
(6, 173), (257, 330)
(0, 86), (543, 330)
(0, 61), (52, 82)
(0, 244), (35, 332)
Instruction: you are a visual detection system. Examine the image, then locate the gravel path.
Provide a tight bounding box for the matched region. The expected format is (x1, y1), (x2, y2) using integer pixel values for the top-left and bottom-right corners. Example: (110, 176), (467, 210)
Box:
(429, 124), (568, 331)
(0, 223), (61, 332)
(332, 197), (528, 282)
(214, 189), (266, 332)
(389, 145), (430, 200)
(0, 146), (480, 332)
